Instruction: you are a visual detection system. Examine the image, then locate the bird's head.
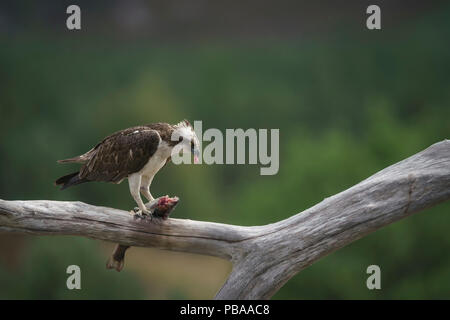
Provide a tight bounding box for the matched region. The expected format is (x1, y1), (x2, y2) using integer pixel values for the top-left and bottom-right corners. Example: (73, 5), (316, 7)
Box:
(173, 120), (200, 163)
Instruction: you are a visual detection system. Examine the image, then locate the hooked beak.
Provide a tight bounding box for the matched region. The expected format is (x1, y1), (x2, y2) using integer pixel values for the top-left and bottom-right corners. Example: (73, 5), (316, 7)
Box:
(192, 148), (200, 164)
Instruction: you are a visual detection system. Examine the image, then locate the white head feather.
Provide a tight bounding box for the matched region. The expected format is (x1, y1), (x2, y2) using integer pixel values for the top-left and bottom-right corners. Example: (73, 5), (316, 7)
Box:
(172, 120), (200, 162)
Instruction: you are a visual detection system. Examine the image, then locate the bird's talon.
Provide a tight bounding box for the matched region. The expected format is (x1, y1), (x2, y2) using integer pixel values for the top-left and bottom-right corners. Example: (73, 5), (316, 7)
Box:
(130, 208), (151, 218)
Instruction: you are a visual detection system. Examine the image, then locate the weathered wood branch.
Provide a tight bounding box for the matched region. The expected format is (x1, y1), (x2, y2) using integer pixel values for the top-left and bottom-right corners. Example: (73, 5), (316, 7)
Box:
(0, 140), (449, 299)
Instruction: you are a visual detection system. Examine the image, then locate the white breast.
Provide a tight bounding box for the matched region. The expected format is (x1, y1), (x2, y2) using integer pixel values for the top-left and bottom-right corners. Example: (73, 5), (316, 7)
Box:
(139, 140), (172, 178)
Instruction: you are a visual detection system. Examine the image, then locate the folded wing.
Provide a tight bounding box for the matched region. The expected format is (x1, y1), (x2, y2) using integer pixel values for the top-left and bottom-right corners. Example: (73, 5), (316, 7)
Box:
(79, 128), (161, 183)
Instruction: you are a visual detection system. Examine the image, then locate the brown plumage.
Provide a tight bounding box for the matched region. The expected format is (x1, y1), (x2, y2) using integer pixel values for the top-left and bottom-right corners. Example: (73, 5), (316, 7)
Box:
(56, 123), (174, 189)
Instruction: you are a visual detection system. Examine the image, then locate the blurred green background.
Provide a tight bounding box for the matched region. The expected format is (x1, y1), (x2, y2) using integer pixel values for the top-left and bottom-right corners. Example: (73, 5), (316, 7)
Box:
(0, 1), (449, 299)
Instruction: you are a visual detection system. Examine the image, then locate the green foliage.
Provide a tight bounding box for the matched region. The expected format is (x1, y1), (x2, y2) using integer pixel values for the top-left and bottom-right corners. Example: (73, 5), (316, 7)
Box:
(0, 4), (449, 299)
(0, 237), (145, 299)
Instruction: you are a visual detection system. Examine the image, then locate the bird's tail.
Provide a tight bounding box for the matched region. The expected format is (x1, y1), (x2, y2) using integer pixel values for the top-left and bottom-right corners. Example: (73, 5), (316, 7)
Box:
(54, 172), (88, 190)
(57, 157), (81, 164)
(57, 156), (87, 164)
(57, 148), (95, 164)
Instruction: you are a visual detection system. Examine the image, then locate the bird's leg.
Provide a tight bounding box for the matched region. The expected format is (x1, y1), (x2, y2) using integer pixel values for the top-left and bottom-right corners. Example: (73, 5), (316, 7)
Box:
(128, 174), (150, 217)
(140, 175), (165, 221)
(140, 175), (155, 203)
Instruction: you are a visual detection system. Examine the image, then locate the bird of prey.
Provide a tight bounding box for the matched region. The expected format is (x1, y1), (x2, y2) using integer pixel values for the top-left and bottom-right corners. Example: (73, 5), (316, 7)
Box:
(55, 120), (200, 216)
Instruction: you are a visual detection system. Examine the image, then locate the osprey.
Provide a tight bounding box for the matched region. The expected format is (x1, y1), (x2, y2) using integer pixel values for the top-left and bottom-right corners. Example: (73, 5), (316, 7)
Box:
(55, 120), (200, 216)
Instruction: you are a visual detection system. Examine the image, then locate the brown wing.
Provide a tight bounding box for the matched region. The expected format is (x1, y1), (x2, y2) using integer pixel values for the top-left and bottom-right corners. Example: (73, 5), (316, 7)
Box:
(79, 128), (161, 183)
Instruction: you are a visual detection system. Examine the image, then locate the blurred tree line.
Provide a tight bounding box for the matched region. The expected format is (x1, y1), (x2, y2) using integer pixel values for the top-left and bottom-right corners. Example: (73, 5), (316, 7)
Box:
(0, 2), (449, 299)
